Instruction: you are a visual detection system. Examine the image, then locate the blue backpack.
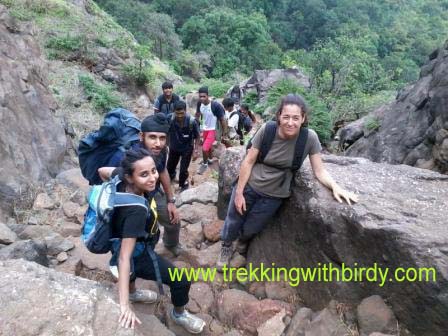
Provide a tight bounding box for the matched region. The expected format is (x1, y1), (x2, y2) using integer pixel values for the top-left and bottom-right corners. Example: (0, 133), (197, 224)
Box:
(81, 175), (149, 254)
(78, 108), (141, 185)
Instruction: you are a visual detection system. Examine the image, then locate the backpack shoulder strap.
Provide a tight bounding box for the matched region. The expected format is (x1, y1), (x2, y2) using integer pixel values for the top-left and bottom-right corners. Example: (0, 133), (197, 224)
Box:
(258, 121), (277, 163)
(114, 193), (148, 210)
(291, 127), (309, 172)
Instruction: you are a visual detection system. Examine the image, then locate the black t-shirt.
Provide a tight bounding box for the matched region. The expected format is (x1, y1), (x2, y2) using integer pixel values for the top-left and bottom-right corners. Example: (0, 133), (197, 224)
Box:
(112, 205), (148, 241)
(110, 168), (157, 242)
(168, 116), (200, 152)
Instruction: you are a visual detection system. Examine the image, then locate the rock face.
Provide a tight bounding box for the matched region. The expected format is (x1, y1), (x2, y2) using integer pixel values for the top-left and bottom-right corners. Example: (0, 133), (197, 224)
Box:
(0, 6), (67, 214)
(238, 69), (310, 103)
(217, 147), (245, 219)
(343, 41), (448, 174)
(219, 154), (448, 336)
(0, 259), (173, 336)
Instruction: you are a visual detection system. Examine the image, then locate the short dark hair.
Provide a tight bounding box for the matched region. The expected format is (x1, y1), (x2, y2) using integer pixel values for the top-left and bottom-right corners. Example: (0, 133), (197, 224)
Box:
(174, 100), (187, 111)
(198, 86), (208, 95)
(240, 103), (249, 111)
(162, 81), (173, 90)
(222, 98), (235, 109)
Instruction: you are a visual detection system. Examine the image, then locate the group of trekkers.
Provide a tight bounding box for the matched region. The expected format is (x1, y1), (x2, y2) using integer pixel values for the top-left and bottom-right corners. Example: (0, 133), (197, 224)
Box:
(92, 82), (357, 332)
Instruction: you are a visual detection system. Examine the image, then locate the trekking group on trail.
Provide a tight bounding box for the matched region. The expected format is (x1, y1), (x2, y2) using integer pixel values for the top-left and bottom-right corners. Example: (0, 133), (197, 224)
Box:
(79, 81), (357, 332)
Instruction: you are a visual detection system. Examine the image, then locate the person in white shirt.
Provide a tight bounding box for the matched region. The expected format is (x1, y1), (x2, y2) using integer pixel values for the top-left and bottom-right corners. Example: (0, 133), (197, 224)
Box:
(222, 98), (240, 141)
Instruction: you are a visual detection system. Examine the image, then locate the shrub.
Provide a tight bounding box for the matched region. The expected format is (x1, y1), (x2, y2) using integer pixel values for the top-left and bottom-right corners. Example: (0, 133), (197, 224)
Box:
(364, 116), (381, 131)
(45, 34), (86, 52)
(122, 45), (155, 87)
(78, 74), (121, 112)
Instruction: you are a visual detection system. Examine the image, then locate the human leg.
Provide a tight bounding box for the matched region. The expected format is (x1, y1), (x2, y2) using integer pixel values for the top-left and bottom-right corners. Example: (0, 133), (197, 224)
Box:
(178, 146), (193, 188)
(154, 192), (181, 254)
(166, 149), (181, 181)
(218, 184), (261, 268)
(134, 251), (205, 333)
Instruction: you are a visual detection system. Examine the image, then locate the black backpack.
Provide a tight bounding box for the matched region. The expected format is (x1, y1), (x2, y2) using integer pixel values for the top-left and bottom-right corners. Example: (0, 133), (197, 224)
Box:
(247, 121), (309, 172)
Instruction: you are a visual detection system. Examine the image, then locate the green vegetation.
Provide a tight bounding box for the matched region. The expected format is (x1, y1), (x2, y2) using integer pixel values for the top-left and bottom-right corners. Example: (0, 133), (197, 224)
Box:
(180, 8), (281, 78)
(78, 75), (122, 112)
(94, 0), (182, 60)
(364, 116), (381, 132)
(122, 45), (155, 87)
(177, 78), (232, 98)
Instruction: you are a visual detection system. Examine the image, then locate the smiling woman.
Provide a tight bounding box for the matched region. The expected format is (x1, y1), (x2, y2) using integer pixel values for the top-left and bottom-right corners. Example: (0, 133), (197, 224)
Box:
(99, 148), (205, 333)
(217, 94), (358, 270)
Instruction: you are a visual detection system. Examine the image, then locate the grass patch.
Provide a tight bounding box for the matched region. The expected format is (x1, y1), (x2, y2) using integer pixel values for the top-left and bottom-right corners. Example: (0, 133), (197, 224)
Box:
(78, 74), (122, 113)
(46, 34), (86, 52)
(364, 116), (381, 131)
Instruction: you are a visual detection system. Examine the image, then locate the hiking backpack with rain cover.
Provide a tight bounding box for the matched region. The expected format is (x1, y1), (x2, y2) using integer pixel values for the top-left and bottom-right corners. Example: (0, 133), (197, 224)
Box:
(78, 108), (141, 185)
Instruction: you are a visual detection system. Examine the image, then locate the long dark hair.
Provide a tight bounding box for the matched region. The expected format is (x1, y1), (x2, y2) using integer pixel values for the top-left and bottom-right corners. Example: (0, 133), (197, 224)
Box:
(275, 94), (309, 126)
(119, 147), (158, 186)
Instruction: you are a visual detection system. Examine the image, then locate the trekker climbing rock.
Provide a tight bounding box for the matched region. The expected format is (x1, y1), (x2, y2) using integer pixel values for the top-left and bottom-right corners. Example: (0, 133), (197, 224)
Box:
(195, 86), (228, 174)
(154, 81), (180, 116)
(99, 148), (205, 333)
(167, 100), (200, 191)
(222, 97), (241, 146)
(239, 103), (256, 134)
(217, 94), (358, 269)
(108, 113), (184, 257)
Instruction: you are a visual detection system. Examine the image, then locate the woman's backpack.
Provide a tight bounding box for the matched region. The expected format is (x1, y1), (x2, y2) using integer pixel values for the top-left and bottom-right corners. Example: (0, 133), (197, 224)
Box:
(81, 175), (149, 254)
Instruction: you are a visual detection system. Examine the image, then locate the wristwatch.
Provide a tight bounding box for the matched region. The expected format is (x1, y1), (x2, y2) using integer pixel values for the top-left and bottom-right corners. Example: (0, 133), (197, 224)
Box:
(167, 197), (176, 204)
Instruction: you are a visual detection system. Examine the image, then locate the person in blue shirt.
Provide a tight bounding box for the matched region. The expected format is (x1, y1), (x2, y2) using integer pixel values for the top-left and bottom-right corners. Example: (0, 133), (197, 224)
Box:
(167, 101), (200, 191)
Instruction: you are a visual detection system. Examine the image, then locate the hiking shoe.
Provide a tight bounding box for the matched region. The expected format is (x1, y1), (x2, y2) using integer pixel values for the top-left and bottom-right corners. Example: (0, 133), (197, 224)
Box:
(165, 244), (185, 257)
(170, 308), (205, 334)
(180, 182), (189, 192)
(217, 244), (233, 271)
(129, 289), (158, 303)
(197, 163), (208, 175)
(235, 239), (249, 255)
(207, 159), (214, 165)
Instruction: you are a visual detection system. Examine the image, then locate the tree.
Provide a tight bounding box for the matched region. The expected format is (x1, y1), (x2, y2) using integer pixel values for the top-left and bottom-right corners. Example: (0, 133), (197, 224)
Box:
(180, 7), (281, 77)
(95, 0), (182, 60)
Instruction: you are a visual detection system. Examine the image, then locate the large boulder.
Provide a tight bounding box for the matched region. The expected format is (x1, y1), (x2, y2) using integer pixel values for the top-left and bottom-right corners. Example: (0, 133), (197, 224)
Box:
(238, 69), (310, 104)
(217, 147), (245, 219)
(0, 259), (173, 336)
(0, 6), (67, 214)
(248, 155), (448, 336)
(218, 153), (448, 336)
(343, 41), (448, 174)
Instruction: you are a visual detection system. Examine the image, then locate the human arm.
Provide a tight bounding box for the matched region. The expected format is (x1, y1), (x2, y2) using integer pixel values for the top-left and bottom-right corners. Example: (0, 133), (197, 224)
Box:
(220, 116), (229, 140)
(159, 169), (179, 224)
(192, 119), (201, 161)
(234, 147), (259, 215)
(153, 96), (161, 112)
(118, 238), (141, 329)
(309, 153), (358, 205)
(98, 167), (115, 181)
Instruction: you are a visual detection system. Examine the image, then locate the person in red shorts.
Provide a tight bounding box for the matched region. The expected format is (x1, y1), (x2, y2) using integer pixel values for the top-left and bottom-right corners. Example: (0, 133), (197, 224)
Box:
(195, 86), (228, 174)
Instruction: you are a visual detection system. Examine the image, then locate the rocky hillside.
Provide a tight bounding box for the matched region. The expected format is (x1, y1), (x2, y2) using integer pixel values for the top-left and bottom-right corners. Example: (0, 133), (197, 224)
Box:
(0, 0), (178, 218)
(339, 40), (448, 175)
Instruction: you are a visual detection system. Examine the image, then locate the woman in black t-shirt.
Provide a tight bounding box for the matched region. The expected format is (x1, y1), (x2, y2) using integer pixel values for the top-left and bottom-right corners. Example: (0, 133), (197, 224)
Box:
(100, 148), (205, 333)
